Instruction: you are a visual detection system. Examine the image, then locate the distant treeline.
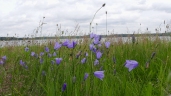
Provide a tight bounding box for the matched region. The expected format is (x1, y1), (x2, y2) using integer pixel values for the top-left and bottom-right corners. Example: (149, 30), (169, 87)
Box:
(0, 33), (171, 41)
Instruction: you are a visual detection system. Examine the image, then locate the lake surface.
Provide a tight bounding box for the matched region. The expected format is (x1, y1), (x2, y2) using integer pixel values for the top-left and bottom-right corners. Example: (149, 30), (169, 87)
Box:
(0, 36), (171, 47)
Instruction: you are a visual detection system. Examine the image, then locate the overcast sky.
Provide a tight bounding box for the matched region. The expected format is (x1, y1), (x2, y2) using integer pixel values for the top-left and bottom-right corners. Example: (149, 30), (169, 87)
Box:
(0, 0), (171, 37)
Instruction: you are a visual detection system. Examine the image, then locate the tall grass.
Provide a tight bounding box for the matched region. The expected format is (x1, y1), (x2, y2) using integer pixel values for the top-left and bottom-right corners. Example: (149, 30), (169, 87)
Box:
(0, 35), (171, 96)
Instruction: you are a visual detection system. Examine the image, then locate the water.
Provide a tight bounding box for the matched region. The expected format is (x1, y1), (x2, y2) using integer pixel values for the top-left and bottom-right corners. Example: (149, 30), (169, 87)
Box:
(0, 36), (171, 47)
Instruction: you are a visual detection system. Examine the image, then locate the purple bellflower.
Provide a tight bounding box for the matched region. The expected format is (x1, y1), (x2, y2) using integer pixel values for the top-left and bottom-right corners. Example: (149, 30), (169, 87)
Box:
(31, 52), (35, 57)
(20, 60), (25, 66)
(89, 44), (96, 53)
(48, 53), (52, 58)
(105, 41), (110, 48)
(94, 71), (104, 80)
(2, 56), (6, 61)
(40, 58), (43, 64)
(62, 39), (70, 46)
(53, 52), (57, 56)
(81, 58), (87, 64)
(93, 35), (101, 45)
(67, 41), (77, 48)
(94, 59), (99, 66)
(54, 42), (62, 50)
(124, 60), (138, 72)
(19, 60), (28, 69)
(96, 51), (102, 59)
(90, 33), (95, 39)
(84, 73), (89, 81)
(25, 46), (29, 52)
(85, 52), (88, 57)
(40, 52), (44, 56)
(55, 58), (62, 65)
(45, 46), (49, 52)
(0, 60), (4, 65)
(62, 83), (67, 92)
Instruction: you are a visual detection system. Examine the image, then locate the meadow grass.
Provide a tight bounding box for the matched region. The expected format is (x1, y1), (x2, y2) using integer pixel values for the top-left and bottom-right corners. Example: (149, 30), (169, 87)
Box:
(0, 35), (171, 96)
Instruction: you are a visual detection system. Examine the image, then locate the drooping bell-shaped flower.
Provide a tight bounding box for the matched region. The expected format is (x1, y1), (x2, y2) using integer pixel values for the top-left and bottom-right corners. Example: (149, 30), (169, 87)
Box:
(96, 51), (102, 59)
(81, 58), (87, 64)
(55, 58), (62, 65)
(85, 52), (88, 57)
(62, 39), (70, 46)
(25, 46), (29, 52)
(0, 60), (4, 65)
(20, 60), (25, 66)
(89, 44), (96, 53)
(62, 83), (67, 92)
(40, 52), (44, 56)
(53, 52), (57, 57)
(48, 53), (52, 58)
(45, 46), (49, 52)
(124, 60), (138, 72)
(105, 41), (110, 48)
(2, 56), (6, 61)
(84, 73), (89, 81)
(94, 59), (99, 66)
(90, 33), (95, 39)
(40, 58), (43, 64)
(67, 41), (77, 48)
(31, 52), (35, 57)
(94, 71), (104, 80)
(54, 42), (62, 50)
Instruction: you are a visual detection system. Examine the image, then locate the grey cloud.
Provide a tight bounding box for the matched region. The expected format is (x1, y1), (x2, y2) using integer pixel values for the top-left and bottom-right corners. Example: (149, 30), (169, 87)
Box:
(152, 3), (171, 13)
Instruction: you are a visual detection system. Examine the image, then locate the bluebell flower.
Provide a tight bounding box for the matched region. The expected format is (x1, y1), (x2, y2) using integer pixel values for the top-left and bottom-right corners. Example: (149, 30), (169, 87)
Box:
(54, 42), (62, 50)
(96, 51), (102, 59)
(90, 33), (95, 39)
(89, 44), (96, 53)
(48, 53), (52, 58)
(124, 60), (138, 72)
(84, 73), (89, 81)
(62, 83), (67, 92)
(0, 60), (4, 65)
(2, 56), (6, 61)
(40, 52), (44, 56)
(45, 46), (49, 52)
(40, 58), (43, 64)
(62, 39), (69, 46)
(53, 52), (57, 57)
(105, 41), (110, 48)
(31, 52), (35, 57)
(81, 58), (86, 64)
(25, 46), (29, 52)
(94, 71), (104, 80)
(94, 59), (99, 66)
(55, 58), (62, 65)
(20, 60), (25, 66)
(67, 41), (77, 48)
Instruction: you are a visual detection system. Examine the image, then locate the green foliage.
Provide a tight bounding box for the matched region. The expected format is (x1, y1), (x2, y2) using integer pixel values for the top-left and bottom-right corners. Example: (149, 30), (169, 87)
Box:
(0, 36), (171, 96)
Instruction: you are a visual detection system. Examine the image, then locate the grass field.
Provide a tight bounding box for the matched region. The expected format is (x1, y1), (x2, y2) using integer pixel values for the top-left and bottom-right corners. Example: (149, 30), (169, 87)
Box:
(0, 34), (171, 96)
